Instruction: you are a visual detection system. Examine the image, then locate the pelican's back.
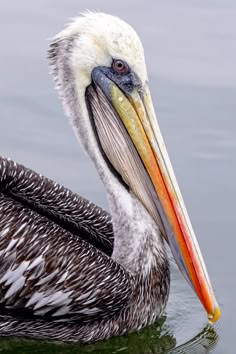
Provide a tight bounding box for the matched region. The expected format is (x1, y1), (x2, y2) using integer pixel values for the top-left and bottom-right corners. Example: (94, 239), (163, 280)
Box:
(0, 156), (114, 256)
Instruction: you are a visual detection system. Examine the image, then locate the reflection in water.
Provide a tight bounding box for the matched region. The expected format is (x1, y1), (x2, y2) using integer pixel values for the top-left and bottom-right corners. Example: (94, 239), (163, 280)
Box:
(167, 325), (218, 354)
(0, 318), (218, 354)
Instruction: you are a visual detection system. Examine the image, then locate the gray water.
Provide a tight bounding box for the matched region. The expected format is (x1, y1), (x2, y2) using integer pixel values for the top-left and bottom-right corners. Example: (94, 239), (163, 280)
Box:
(0, 0), (235, 353)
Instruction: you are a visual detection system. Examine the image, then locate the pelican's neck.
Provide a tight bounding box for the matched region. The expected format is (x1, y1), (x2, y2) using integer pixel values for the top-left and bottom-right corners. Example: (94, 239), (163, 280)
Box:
(75, 93), (168, 275)
(105, 177), (166, 274)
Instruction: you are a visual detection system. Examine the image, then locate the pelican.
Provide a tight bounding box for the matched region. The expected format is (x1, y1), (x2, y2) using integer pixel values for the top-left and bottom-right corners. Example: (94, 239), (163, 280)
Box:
(0, 12), (220, 343)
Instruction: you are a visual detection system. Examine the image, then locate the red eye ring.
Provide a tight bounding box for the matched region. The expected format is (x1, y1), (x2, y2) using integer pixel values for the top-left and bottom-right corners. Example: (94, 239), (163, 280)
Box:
(112, 59), (129, 75)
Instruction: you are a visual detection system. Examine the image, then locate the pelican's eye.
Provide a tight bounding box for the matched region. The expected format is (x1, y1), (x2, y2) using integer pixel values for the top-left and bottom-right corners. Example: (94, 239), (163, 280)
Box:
(112, 59), (129, 75)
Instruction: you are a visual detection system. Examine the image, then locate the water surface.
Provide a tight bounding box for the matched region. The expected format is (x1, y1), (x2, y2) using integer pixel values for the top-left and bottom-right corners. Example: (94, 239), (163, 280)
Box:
(0, 0), (235, 353)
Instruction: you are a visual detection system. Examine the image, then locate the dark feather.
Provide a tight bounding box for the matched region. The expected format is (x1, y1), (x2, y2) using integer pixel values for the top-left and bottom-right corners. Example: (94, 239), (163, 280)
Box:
(0, 156), (114, 255)
(0, 156), (169, 342)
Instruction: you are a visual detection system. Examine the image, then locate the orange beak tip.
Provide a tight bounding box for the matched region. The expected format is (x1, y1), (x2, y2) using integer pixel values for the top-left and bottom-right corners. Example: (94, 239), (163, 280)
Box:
(208, 306), (221, 324)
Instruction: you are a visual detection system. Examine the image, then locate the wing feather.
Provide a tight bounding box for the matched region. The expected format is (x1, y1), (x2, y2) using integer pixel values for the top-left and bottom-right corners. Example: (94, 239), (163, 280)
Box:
(0, 194), (133, 321)
(0, 156), (114, 255)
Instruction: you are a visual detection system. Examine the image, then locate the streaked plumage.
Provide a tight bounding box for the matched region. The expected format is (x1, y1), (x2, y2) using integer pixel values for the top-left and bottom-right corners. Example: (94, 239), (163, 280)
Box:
(0, 156), (169, 341)
(0, 12), (219, 342)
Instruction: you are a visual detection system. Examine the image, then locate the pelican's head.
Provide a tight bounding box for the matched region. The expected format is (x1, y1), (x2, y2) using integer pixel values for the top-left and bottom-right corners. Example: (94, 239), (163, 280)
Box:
(48, 12), (220, 323)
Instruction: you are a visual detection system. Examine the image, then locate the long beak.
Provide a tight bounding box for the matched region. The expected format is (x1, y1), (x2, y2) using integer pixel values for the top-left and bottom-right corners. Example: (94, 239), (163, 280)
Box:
(108, 82), (220, 323)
